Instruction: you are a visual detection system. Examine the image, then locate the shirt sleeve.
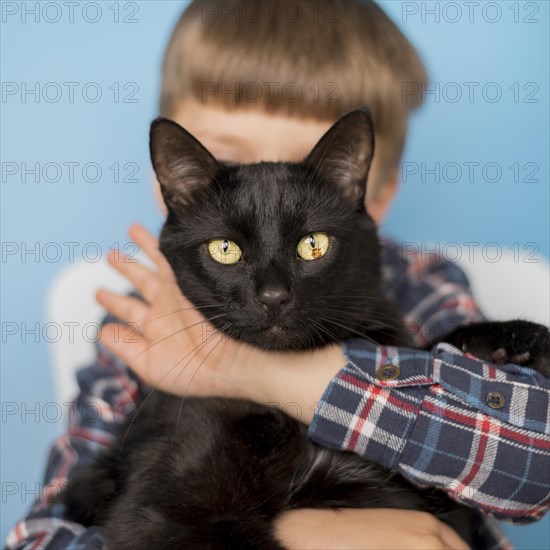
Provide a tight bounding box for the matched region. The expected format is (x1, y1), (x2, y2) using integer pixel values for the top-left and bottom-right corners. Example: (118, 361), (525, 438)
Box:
(307, 339), (550, 524)
(5, 315), (145, 550)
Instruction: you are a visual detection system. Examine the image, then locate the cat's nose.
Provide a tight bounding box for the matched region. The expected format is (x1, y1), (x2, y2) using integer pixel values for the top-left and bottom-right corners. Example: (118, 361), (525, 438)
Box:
(256, 285), (290, 314)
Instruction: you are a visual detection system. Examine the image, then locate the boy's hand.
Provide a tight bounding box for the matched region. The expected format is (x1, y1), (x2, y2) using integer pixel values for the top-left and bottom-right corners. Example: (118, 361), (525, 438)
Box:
(97, 224), (252, 399)
(274, 508), (469, 550)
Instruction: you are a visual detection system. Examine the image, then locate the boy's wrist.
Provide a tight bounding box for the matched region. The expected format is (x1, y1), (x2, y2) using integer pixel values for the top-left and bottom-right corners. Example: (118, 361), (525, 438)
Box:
(241, 343), (347, 425)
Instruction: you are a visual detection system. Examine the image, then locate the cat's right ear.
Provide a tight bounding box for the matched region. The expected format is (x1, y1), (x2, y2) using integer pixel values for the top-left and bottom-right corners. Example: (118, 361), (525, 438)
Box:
(304, 108), (375, 209)
(149, 118), (219, 210)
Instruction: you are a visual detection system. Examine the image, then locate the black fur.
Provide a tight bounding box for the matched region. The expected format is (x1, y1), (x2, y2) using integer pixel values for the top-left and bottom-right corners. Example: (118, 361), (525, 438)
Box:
(60, 109), (549, 548)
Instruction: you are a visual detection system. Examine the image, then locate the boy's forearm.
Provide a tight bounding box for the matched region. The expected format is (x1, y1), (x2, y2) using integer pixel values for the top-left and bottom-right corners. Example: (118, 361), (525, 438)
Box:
(240, 343), (347, 425)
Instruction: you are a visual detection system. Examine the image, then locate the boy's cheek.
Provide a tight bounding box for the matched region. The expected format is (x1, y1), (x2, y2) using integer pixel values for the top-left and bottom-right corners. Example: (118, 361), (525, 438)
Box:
(365, 167), (399, 224)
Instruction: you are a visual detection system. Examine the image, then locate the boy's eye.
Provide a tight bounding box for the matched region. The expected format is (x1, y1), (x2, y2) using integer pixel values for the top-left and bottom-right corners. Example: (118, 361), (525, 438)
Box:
(208, 238), (242, 264)
(297, 232), (330, 261)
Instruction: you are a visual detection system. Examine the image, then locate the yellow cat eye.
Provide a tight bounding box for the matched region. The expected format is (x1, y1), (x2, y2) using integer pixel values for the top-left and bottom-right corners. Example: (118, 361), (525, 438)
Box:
(296, 232), (330, 261)
(208, 239), (242, 265)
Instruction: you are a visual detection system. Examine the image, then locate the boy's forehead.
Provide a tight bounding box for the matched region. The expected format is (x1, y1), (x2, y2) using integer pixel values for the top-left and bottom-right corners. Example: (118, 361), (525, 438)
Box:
(172, 99), (333, 164)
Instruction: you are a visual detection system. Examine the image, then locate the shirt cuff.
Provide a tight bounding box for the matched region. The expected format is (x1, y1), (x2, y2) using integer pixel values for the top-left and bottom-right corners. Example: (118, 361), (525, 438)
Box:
(307, 338), (431, 471)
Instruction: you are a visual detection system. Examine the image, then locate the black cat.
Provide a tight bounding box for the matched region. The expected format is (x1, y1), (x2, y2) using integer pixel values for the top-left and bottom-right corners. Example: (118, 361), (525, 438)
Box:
(61, 109), (550, 549)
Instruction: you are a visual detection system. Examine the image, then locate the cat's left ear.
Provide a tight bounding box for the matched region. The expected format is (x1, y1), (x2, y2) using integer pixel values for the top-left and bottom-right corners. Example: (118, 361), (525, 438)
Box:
(304, 108), (374, 208)
(149, 118), (219, 210)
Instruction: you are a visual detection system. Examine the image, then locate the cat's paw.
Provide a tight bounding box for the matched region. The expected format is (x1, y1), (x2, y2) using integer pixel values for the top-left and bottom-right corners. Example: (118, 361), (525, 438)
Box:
(440, 320), (550, 376)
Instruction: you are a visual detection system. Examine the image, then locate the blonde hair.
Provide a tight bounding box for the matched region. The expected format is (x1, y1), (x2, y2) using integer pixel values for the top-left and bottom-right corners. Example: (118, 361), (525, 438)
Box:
(160, 0), (428, 190)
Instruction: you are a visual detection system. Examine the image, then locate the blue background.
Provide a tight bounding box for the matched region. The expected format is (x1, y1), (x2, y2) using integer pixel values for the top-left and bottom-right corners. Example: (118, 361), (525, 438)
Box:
(1, 1), (548, 547)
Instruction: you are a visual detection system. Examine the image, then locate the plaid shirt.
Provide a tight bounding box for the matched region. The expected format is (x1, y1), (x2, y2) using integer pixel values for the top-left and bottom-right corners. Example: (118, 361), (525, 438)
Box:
(6, 237), (549, 549)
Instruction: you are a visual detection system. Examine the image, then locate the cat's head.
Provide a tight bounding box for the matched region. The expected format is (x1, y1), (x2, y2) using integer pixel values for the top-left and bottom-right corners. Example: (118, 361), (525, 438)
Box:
(150, 108), (387, 351)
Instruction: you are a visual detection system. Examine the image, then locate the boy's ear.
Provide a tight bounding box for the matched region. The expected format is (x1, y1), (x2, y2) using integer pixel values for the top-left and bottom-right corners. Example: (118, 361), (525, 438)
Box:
(304, 108), (375, 208)
(149, 117), (219, 210)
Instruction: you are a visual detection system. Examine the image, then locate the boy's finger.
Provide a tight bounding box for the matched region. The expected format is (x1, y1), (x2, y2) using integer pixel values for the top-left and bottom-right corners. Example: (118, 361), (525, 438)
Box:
(128, 223), (180, 285)
(128, 223), (169, 269)
(106, 250), (160, 303)
(96, 289), (150, 325)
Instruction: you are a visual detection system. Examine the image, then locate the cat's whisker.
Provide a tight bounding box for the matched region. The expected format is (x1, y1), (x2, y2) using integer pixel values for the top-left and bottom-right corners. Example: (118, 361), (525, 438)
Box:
(323, 297), (397, 308)
(305, 317), (344, 345)
(313, 303), (396, 325)
(175, 325), (230, 436)
(323, 307), (405, 330)
(159, 331), (215, 415)
(316, 315), (388, 346)
(322, 311), (403, 341)
(297, 318), (317, 349)
(323, 303), (408, 325)
(325, 301), (402, 319)
(322, 305), (368, 316)
(123, 312), (228, 365)
(310, 323), (338, 344)
(300, 317), (322, 347)
(173, 321), (232, 398)
(138, 303), (224, 327)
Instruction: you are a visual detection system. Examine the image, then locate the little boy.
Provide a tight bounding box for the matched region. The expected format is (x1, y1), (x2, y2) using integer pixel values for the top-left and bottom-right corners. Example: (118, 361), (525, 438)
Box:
(7, 1), (548, 549)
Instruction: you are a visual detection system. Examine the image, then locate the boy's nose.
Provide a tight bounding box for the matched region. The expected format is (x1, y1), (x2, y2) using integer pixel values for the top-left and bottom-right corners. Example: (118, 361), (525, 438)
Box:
(255, 285), (290, 314)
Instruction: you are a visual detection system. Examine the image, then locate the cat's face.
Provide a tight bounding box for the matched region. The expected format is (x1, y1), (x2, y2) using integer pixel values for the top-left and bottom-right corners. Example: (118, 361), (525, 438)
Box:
(151, 109), (385, 351)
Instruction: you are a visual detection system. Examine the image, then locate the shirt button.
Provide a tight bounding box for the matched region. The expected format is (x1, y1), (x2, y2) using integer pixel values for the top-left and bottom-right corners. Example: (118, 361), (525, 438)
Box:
(487, 391), (506, 409)
(376, 363), (400, 381)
